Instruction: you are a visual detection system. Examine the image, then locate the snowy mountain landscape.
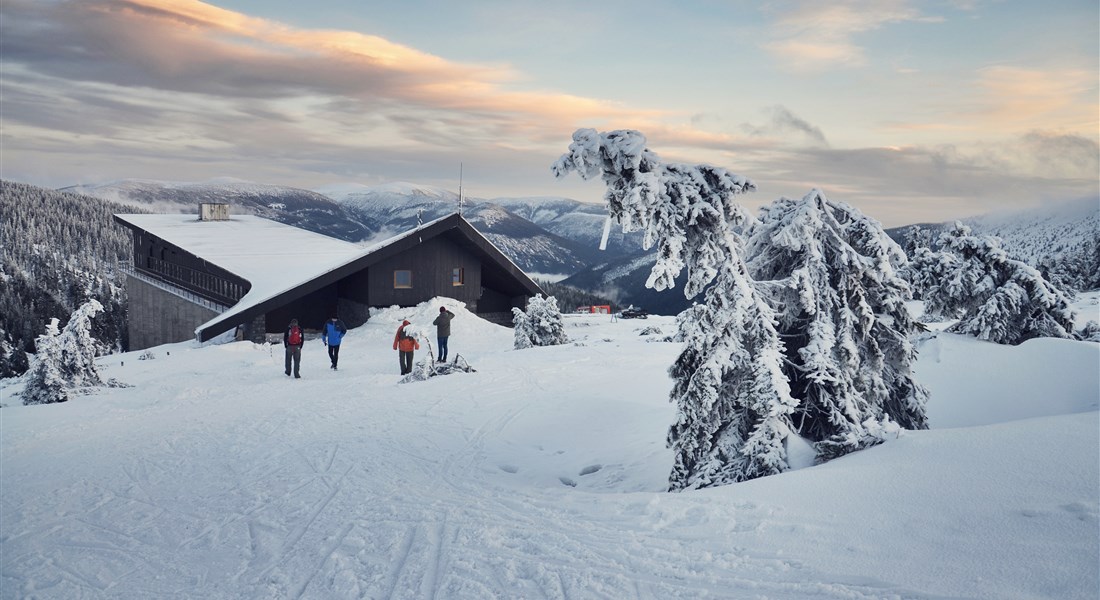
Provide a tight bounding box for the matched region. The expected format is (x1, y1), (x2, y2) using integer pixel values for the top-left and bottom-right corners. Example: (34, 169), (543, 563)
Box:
(48, 178), (1100, 310)
(1, 296), (1097, 599)
(2, 1), (1096, 597)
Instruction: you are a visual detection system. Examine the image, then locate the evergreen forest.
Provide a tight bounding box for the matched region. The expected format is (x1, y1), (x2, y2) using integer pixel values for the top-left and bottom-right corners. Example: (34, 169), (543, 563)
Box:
(0, 180), (139, 377)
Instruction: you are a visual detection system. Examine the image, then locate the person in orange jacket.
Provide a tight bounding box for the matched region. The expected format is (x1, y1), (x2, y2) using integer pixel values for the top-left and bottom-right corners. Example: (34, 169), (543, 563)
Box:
(393, 319), (420, 375)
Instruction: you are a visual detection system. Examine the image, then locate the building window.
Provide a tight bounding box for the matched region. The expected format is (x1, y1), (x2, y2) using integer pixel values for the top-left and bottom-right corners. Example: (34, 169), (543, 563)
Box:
(394, 270), (413, 289)
(452, 267), (464, 286)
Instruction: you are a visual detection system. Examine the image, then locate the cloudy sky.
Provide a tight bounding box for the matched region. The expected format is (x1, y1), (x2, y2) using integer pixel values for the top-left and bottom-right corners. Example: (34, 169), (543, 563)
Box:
(1, 0), (1096, 226)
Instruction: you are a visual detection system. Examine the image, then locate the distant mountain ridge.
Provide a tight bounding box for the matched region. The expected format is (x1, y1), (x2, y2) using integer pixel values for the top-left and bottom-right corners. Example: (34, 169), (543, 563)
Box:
(963, 197), (1098, 266)
(315, 181), (617, 274)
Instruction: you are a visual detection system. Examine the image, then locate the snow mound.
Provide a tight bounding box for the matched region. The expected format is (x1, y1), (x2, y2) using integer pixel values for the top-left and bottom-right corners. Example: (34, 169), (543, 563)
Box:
(917, 332), (1100, 428)
(368, 297), (510, 342)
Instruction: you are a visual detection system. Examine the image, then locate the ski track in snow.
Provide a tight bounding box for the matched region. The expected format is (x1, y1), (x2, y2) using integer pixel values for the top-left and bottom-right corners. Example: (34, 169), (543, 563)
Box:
(1, 306), (1096, 599)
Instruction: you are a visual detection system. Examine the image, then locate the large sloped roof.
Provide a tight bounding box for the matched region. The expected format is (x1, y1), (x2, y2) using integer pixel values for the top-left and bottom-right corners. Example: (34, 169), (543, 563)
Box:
(114, 212), (542, 341)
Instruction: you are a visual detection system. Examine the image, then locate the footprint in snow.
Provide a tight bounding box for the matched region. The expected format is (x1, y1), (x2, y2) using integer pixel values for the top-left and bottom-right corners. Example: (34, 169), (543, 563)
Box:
(559, 477), (577, 487)
(579, 465), (602, 476)
(499, 464), (519, 474)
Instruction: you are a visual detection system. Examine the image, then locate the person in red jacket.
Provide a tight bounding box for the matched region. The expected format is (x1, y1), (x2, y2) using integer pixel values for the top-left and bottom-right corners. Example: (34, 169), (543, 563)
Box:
(283, 318), (304, 378)
(393, 319), (420, 375)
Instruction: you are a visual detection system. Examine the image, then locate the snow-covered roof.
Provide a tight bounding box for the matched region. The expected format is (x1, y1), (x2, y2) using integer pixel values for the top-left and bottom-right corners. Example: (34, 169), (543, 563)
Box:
(115, 214), (370, 334)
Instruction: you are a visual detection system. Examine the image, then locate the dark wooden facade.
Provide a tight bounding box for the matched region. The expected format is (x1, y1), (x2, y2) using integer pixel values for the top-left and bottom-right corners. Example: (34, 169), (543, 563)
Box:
(132, 230), (251, 307)
(367, 235), (481, 308)
(115, 213), (542, 347)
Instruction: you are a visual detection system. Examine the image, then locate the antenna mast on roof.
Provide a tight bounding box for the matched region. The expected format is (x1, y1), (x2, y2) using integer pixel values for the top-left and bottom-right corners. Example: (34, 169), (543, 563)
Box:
(457, 163), (464, 217)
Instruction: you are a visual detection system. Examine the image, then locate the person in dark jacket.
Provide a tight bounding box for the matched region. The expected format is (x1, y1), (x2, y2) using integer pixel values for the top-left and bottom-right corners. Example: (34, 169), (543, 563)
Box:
(284, 318), (304, 378)
(393, 319), (419, 375)
(321, 316), (348, 370)
(432, 307), (455, 362)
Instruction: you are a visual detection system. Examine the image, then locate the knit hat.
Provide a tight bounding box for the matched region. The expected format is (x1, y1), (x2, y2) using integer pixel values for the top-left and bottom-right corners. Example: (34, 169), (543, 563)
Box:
(440, 306), (447, 312)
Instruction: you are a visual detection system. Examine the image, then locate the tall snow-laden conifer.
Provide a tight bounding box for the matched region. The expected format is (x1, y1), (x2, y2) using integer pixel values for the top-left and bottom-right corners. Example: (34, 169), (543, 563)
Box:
(745, 191), (928, 459)
(57, 299), (107, 388)
(925, 223), (1077, 344)
(553, 128), (797, 489)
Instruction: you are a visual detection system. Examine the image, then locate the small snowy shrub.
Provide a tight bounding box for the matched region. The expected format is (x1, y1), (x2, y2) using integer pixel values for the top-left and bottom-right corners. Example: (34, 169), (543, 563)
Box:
(21, 318), (70, 405)
(512, 295), (568, 349)
(23, 300), (106, 405)
(400, 355), (477, 383)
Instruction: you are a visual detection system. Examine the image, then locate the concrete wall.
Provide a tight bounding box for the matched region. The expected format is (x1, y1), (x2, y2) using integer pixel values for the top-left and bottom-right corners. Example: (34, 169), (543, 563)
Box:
(128, 275), (219, 350)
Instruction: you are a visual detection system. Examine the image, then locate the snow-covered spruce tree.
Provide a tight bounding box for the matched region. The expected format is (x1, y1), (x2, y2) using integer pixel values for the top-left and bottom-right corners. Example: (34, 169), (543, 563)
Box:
(22, 299), (106, 405)
(928, 223), (1076, 344)
(511, 294), (568, 349)
(744, 191), (928, 460)
(22, 318), (70, 405)
(907, 244), (964, 321)
(553, 128), (797, 489)
(57, 299), (107, 387)
(899, 226), (939, 298)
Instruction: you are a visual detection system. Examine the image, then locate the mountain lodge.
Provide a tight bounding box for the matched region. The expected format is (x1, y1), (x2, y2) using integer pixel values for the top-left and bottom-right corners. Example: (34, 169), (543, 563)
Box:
(113, 206), (543, 350)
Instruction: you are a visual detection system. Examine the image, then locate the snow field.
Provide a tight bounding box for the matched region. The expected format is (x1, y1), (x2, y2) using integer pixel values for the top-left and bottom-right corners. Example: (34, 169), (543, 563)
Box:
(1, 299), (1097, 599)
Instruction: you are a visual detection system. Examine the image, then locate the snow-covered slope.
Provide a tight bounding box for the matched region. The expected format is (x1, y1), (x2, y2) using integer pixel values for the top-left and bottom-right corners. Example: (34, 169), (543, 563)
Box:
(492, 196), (645, 253)
(965, 196), (1099, 264)
(315, 181), (460, 217)
(2, 299), (1096, 599)
(885, 196), (1100, 285)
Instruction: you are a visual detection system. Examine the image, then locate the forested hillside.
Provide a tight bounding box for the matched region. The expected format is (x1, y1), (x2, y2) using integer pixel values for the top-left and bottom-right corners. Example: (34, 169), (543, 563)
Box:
(0, 181), (137, 377)
(533, 279), (617, 313)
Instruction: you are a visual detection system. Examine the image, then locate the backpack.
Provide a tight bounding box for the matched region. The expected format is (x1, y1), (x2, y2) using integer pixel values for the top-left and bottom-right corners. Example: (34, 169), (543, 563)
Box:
(288, 325), (302, 346)
(399, 327), (411, 341)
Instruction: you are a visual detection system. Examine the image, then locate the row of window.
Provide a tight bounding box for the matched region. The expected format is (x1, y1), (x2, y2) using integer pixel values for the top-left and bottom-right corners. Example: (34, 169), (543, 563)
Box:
(394, 267), (464, 289)
(143, 255), (245, 302)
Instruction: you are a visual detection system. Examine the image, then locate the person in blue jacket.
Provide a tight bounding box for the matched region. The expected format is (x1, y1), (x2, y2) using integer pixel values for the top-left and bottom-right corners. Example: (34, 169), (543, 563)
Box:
(321, 315), (348, 370)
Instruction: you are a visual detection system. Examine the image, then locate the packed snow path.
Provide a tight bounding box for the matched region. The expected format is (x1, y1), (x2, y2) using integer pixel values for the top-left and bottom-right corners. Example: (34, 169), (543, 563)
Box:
(2, 304), (1097, 599)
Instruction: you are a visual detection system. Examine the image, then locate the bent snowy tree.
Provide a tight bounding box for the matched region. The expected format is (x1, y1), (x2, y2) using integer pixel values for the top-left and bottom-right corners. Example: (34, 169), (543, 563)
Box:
(914, 223), (1077, 345)
(745, 191), (928, 459)
(553, 129), (797, 489)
